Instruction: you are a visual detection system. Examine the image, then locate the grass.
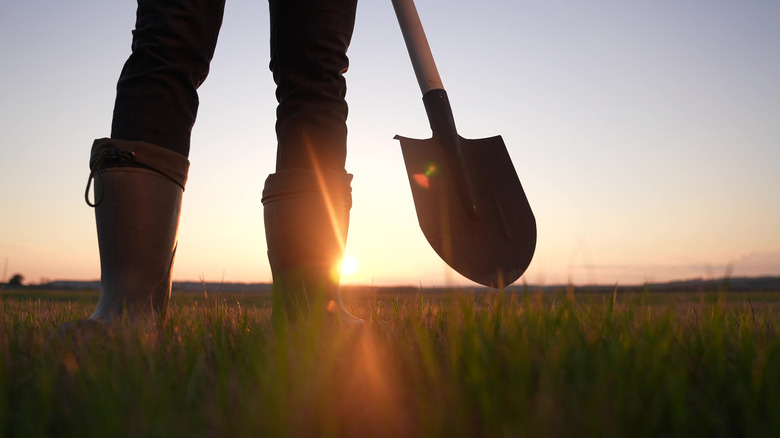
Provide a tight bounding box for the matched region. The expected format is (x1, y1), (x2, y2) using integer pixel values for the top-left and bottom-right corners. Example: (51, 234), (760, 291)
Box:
(2, 287), (780, 437)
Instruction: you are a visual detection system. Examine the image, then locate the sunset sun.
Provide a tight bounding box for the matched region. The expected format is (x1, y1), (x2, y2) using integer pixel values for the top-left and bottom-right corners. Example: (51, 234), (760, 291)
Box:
(340, 255), (359, 277)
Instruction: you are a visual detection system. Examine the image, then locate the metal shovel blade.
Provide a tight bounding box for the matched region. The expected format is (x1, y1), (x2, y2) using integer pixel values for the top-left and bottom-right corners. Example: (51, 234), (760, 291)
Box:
(396, 133), (537, 288)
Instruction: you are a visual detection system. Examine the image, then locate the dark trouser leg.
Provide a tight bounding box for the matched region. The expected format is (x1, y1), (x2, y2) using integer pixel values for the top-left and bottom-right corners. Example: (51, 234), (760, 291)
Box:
(112, 0), (226, 157)
(269, 0), (358, 171)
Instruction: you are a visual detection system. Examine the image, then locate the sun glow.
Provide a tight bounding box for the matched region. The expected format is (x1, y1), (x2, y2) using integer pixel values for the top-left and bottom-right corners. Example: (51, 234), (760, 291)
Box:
(341, 256), (359, 277)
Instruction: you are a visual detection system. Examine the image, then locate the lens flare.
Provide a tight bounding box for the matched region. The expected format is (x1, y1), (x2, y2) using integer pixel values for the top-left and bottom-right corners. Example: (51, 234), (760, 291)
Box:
(412, 173), (430, 189)
(412, 161), (440, 189)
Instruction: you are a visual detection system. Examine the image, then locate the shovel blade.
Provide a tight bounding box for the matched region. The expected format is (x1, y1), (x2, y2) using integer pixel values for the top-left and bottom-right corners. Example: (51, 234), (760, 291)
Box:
(397, 134), (536, 287)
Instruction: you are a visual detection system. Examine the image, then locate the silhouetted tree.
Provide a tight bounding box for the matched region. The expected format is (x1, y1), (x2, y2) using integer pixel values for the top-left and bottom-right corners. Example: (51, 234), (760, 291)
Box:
(8, 273), (24, 286)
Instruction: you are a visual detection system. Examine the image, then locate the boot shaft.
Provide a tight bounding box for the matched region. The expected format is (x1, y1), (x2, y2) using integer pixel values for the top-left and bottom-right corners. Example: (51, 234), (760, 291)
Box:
(87, 138), (189, 321)
(262, 168), (360, 322)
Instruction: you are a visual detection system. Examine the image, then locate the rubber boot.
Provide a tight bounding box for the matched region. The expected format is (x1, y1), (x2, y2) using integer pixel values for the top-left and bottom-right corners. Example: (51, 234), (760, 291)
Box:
(86, 138), (189, 322)
(262, 168), (362, 324)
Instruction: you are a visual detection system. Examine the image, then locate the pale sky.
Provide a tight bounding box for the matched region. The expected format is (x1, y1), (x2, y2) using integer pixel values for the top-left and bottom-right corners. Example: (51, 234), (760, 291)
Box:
(1, 0), (779, 287)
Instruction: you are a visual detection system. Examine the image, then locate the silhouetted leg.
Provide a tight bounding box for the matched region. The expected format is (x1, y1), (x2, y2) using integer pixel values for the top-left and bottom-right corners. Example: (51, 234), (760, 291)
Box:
(77, 0), (221, 326)
(269, 0), (358, 171)
(265, 0), (362, 323)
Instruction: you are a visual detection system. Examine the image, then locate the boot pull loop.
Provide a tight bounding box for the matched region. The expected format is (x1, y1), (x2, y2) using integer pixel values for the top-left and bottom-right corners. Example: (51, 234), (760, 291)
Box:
(85, 147), (136, 207)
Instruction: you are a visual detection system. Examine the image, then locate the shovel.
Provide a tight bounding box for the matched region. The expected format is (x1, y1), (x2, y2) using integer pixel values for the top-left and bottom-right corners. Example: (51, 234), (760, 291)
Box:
(392, 0), (536, 288)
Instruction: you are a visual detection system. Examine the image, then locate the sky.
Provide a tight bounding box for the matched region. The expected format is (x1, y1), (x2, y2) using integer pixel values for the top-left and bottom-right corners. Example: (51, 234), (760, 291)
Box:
(1, 0), (779, 288)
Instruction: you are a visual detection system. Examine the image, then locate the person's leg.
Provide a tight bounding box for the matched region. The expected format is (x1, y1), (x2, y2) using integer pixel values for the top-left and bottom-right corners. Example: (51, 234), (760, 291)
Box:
(89, 0), (225, 322)
(264, 0), (361, 322)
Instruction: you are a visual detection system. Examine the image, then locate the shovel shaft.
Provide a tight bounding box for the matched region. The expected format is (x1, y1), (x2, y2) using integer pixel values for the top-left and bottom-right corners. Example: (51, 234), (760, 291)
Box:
(391, 0), (444, 94)
(423, 89), (478, 215)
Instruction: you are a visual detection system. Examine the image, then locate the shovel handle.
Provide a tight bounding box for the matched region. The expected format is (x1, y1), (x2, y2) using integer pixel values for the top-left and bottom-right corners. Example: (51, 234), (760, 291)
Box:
(391, 0), (444, 94)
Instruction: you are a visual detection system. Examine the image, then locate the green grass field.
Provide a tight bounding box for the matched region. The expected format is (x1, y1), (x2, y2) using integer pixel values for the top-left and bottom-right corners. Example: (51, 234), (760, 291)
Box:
(2, 287), (779, 437)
